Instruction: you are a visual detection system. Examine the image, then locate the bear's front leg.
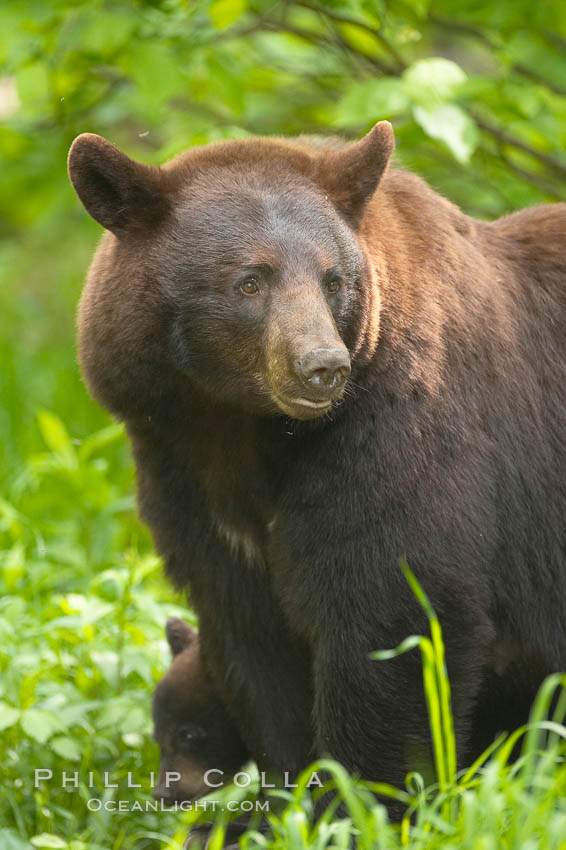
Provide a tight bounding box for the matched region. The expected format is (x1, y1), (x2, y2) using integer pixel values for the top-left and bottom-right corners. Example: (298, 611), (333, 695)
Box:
(269, 508), (494, 807)
(131, 425), (315, 776)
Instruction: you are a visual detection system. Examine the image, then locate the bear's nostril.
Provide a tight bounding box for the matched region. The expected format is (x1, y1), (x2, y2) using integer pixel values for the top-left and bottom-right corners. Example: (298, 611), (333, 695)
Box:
(298, 348), (351, 391)
(310, 367), (346, 389)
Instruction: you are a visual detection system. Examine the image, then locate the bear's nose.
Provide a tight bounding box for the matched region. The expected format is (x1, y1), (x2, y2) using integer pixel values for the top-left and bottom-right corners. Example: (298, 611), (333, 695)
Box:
(298, 348), (351, 391)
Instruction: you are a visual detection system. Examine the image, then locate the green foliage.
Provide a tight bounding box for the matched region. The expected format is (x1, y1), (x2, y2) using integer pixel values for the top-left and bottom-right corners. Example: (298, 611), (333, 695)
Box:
(1, 1), (566, 847)
(0, 413), (190, 848)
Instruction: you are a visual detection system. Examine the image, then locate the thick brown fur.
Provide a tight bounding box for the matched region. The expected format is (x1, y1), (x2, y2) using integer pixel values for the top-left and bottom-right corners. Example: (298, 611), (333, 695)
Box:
(69, 124), (566, 805)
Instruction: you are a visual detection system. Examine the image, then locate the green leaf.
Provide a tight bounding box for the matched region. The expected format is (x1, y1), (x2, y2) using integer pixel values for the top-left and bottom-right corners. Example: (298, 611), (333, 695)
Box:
(119, 706), (147, 735)
(336, 78), (409, 127)
(77, 423), (124, 462)
(79, 9), (137, 54)
(0, 829), (34, 850)
(37, 410), (76, 467)
(370, 634), (423, 660)
(50, 735), (81, 761)
(413, 104), (479, 164)
(210, 0), (247, 29)
(91, 651), (120, 688)
(122, 648), (153, 685)
(403, 58), (467, 107)
(338, 21), (382, 56)
(400, 558), (435, 620)
(21, 708), (62, 744)
(16, 61), (50, 115)
(31, 835), (68, 849)
(0, 700), (20, 731)
(2, 542), (25, 589)
(122, 731), (143, 748)
(401, 0), (430, 17)
(126, 43), (186, 107)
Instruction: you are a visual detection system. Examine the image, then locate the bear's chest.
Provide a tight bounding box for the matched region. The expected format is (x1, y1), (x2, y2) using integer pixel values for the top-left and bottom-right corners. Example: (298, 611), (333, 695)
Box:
(190, 413), (282, 565)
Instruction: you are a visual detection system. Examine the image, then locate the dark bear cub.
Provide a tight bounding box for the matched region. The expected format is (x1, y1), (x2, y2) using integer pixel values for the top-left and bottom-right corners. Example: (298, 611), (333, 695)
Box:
(153, 617), (249, 803)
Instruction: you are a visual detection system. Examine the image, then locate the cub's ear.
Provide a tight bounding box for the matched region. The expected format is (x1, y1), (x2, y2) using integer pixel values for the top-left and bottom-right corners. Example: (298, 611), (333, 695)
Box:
(165, 617), (197, 656)
(68, 133), (171, 236)
(317, 121), (395, 224)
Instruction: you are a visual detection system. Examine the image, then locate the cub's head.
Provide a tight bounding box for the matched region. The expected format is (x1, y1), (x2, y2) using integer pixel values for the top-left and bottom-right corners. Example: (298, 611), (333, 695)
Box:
(69, 124), (394, 421)
(152, 618), (248, 803)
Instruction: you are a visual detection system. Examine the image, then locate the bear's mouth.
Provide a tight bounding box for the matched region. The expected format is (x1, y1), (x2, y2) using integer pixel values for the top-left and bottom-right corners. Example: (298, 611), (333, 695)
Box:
(274, 393), (333, 419)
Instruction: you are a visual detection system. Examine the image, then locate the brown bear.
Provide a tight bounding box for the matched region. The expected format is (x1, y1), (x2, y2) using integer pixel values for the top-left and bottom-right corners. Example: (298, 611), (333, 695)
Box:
(68, 122), (566, 806)
(153, 617), (249, 805)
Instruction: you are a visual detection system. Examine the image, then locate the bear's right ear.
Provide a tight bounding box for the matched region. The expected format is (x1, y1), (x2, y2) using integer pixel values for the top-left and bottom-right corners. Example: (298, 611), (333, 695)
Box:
(165, 617), (197, 656)
(316, 121), (395, 225)
(68, 133), (171, 236)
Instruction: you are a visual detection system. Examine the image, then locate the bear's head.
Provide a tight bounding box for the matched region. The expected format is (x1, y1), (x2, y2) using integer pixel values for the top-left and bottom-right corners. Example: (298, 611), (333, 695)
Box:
(68, 123), (394, 421)
(152, 617), (248, 803)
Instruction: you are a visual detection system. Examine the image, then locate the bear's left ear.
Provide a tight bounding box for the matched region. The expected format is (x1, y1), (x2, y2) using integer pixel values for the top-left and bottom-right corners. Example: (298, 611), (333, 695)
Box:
(165, 617), (197, 656)
(316, 121), (395, 225)
(68, 133), (171, 236)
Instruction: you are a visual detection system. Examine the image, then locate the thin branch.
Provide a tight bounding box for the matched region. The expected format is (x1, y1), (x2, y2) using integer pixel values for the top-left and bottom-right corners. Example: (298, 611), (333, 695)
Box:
(470, 110), (566, 180)
(293, 0), (406, 71)
(512, 63), (566, 98)
(431, 15), (566, 97)
(542, 29), (566, 54)
(260, 17), (396, 75)
(497, 153), (566, 202)
(430, 13), (492, 43)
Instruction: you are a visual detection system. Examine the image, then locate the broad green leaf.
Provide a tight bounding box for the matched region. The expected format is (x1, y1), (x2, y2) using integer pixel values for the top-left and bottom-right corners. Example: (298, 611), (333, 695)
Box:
(98, 697), (135, 729)
(16, 61), (49, 116)
(91, 651), (120, 689)
(2, 542), (25, 589)
(122, 648), (154, 685)
(31, 835), (68, 849)
(21, 709), (62, 744)
(118, 705), (147, 735)
(401, 0), (430, 17)
(0, 829), (34, 850)
(50, 735), (81, 761)
(210, 0), (247, 29)
(336, 78), (409, 127)
(122, 731), (143, 748)
(37, 410), (76, 467)
(79, 9), (137, 54)
(126, 43), (186, 107)
(0, 700), (20, 731)
(338, 22), (382, 56)
(77, 423), (124, 462)
(58, 594), (113, 626)
(413, 104), (479, 164)
(403, 57), (467, 107)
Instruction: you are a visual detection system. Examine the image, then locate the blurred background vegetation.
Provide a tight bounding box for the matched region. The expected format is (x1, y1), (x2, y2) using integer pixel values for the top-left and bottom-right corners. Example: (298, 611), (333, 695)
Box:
(0, 1), (565, 847)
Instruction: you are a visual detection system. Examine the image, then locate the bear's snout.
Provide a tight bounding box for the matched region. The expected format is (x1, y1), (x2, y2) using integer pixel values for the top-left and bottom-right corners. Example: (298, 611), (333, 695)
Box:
(297, 347), (351, 394)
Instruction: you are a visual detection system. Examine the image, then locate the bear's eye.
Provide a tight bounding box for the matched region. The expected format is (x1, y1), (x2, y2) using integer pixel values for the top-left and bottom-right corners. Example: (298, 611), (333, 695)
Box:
(327, 278), (341, 294)
(240, 277), (259, 295)
(179, 725), (206, 744)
